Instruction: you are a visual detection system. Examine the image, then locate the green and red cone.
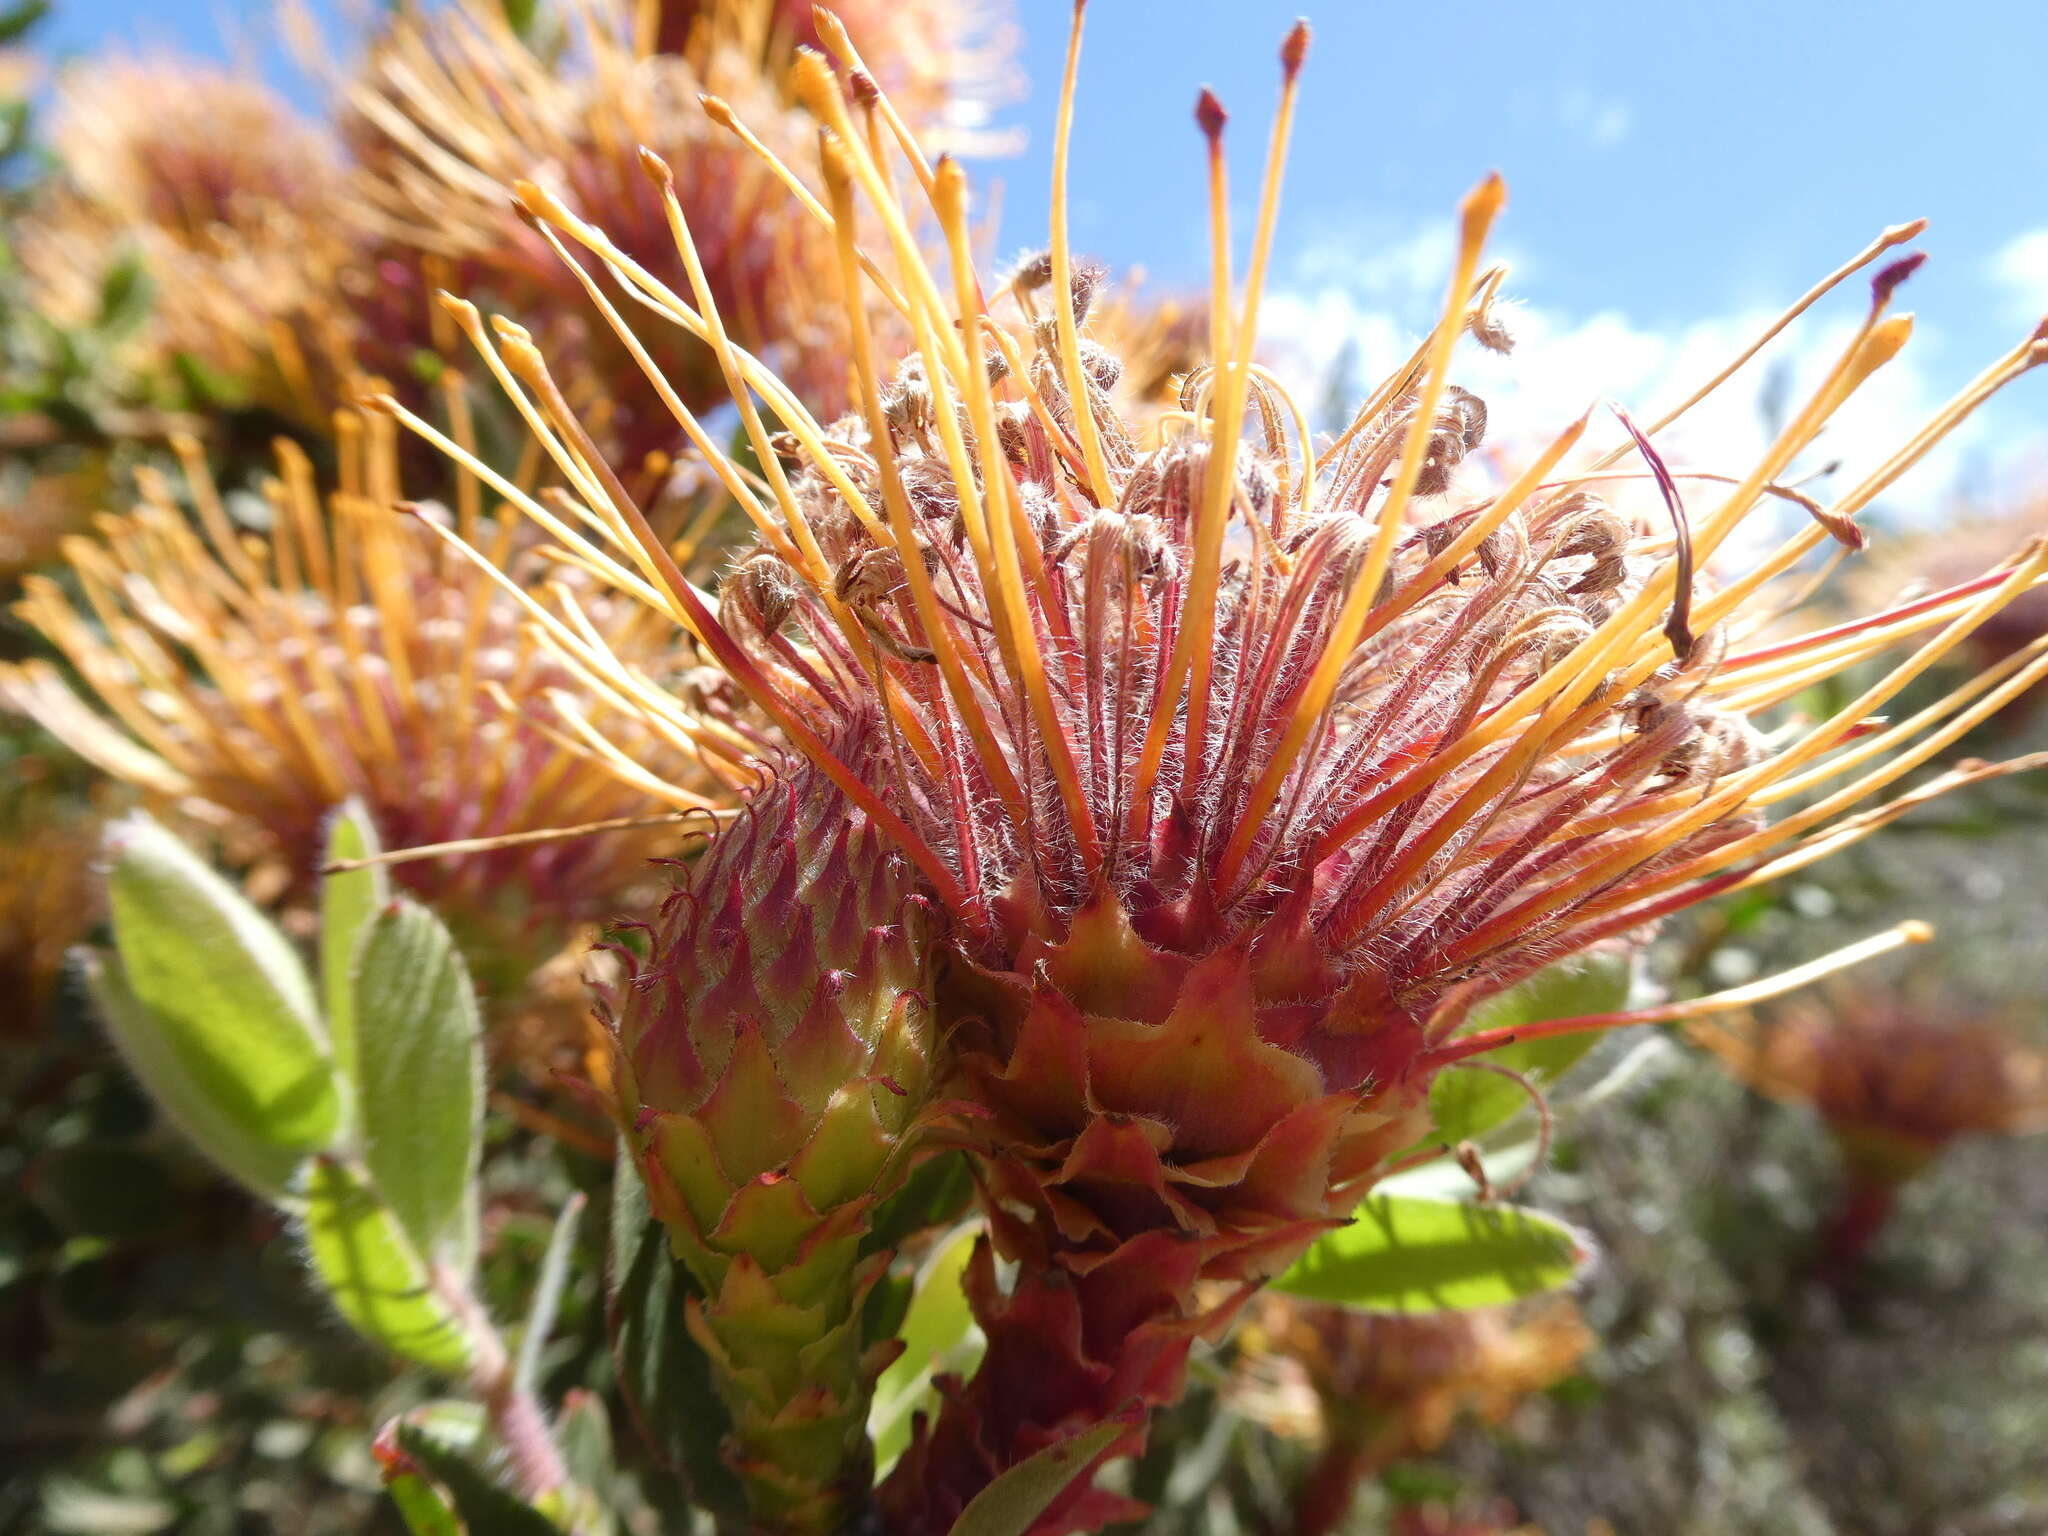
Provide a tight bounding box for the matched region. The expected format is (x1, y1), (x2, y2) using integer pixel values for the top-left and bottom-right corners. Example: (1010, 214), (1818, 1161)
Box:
(600, 755), (945, 1534)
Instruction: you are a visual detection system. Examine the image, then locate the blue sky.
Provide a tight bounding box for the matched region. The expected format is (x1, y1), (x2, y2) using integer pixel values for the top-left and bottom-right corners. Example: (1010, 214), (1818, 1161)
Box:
(993, 2), (2048, 353)
(41, 0), (2048, 505)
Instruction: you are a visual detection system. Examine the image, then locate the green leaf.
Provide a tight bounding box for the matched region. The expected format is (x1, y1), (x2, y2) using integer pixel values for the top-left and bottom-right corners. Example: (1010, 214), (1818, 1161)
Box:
(393, 1423), (564, 1536)
(381, 1460), (467, 1536)
(94, 252), (153, 344)
(1272, 1194), (1591, 1313)
(862, 1149), (976, 1257)
(302, 1157), (475, 1374)
(349, 898), (483, 1272)
(871, 1223), (983, 1472)
(605, 1147), (745, 1521)
(0, 0), (50, 46)
(1429, 951), (1635, 1145)
(82, 954), (304, 1201)
(516, 1192), (588, 1395)
(99, 816), (339, 1190)
(553, 1391), (616, 1505)
(321, 801), (389, 1089)
(944, 1420), (1129, 1536)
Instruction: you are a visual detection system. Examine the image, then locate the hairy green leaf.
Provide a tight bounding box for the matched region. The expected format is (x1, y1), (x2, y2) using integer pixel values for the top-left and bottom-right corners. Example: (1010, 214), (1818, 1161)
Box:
(350, 899), (482, 1271)
(99, 816), (339, 1190)
(83, 953), (305, 1201)
(302, 1158), (474, 1374)
(321, 801), (389, 1089)
(1272, 1194), (1591, 1313)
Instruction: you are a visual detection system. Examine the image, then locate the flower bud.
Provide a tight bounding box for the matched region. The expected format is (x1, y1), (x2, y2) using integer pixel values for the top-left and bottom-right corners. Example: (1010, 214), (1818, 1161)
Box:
(605, 752), (938, 1534)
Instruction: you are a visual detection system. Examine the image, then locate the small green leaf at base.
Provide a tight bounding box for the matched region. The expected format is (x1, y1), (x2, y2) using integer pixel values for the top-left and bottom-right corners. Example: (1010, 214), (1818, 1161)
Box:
(1271, 1194), (1591, 1313)
(944, 1420), (1130, 1536)
(302, 1158), (475, 1375)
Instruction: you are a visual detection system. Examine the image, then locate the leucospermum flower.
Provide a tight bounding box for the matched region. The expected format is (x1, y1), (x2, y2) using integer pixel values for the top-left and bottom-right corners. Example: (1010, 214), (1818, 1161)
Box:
(393, 8), (2048, 1526)
(648, 0), (1019, 142)
(0, 413), (736, 999)
(340, 0), (976, 468)
(604, 749), (941, 1533)
(1235, 1296), (1589, 1536)
(19, 57), (354, 422)
(1691, 985), (2048, 1270)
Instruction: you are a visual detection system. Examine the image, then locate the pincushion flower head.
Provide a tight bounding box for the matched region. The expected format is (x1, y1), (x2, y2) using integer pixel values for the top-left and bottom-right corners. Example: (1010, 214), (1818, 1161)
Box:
(1691, 984), (2048, 1271)
(0, 414), (734, 1026)
(395, 6), (2048, 1526)
(18, 56), (353, 422)
(1235, 1296), (1588, 1536)
(339, 0), (995, 468)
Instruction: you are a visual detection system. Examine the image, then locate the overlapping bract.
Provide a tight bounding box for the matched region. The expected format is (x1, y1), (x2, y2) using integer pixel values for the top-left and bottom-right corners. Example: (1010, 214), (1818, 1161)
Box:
(603, 754), (940, 1533)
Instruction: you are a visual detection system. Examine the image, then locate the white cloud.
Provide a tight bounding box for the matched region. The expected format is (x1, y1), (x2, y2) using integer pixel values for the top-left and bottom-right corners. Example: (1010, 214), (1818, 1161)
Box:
(1989, 228), (2048, 322)
(1261, 224), (2031, 556)
(1557, 87), (1633, 150)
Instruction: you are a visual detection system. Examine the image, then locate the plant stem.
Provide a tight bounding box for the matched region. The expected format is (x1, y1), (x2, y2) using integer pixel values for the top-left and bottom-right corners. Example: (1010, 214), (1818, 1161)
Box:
(1814, 1171), (1897, 1288)
(1290, 1420), (1398, 1536)
(435, 1263), (568, 1501)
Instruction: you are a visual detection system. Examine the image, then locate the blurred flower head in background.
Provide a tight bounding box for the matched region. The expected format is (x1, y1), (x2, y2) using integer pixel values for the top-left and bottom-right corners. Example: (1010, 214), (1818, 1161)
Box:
(1236, 1295), (1591, 1456)
(19, 55), (352, 421)
(0, 414), (725, 955)
(1691, 985), (2048, 1183)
